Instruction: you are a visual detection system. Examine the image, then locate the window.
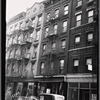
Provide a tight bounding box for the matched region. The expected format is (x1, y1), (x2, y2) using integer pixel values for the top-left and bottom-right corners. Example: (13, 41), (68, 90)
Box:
(54, 24), (58, 34)
(88, 0), (93, 2)
(64, 5), (68, 15)
(88, 10), (93, 23)
(32, 18), (35, 27)
(87, 33), (93, 42)
(45, 27), (49, 37)
(38, 16), (42, 25)
(51, 42), (56, 50)
(76, 14), (81, 26)
(36, 30), (40, 41)
(59, 59), (64, 74)
(9, 49), (12, 58)
(34, 47), (37, 58)
(43, 44), (46, 51)
(46, 13), (50, 22)
(75, 35), (80, 44)
(73, 59), (79, 73)
(40, 62), (45, 74)
(55, 9), (59, 18)
(61, 40), (66, 49)
(13, 35), (17, 44)
(86, 58), (92, 72)
(63, 21), (67, 32)
(50, 62), (54, 74)
(77, 0), (82, 6)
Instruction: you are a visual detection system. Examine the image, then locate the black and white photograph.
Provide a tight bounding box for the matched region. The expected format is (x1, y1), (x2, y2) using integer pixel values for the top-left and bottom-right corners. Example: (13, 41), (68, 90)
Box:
(5, 0), (99, 100)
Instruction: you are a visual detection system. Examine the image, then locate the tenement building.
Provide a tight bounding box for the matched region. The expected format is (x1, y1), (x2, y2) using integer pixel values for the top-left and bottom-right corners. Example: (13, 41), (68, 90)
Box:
(37, 0), (98, 100)
(6, 2), (45, 98)
(6, 0), (98, 100)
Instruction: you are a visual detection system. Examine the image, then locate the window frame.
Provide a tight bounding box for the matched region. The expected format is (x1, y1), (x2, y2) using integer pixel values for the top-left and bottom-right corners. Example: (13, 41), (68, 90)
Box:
(59, 59), (64, 74)
(61, 39), (66, 50)
(46, 13), (50, 22)
(51, 42), (56, 51)
(77, 0), (82, 7)
(40, 62), (45, 74)
(63, 21), (67, 32)
(76, 14), (81, 27)
(55, 9), (59, 18)
(64, 5), (69, 15)
(88, 10), (94, 23)
(53, 24), (58, 34)
(73, 59), (79, 73)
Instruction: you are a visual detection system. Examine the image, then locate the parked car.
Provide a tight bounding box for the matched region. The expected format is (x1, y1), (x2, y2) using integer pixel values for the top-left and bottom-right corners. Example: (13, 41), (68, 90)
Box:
(38, 93), (65, 100)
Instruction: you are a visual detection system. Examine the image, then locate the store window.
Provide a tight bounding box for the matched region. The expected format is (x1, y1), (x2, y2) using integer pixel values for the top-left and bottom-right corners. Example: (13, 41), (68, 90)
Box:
(88, 10), (94, 23)
(73, 59), (79, 73)
(68, 83), (97, 100)
(63, 21), (67, 32)
(76, 14), (81, 27)
(55, 9), (59, 18)
(53, 24), (58, 34)
(64, 5), (68, 15)
(59, 59), (64, 74)
(26, 83), (34, 96)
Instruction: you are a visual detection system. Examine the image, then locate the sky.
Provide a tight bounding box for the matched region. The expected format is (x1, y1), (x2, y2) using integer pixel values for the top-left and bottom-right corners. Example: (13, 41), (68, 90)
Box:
(6, 0), (44, 22)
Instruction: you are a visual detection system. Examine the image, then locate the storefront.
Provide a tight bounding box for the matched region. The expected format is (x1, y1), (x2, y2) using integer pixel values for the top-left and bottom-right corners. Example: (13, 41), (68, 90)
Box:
(64, 74), (97, 100)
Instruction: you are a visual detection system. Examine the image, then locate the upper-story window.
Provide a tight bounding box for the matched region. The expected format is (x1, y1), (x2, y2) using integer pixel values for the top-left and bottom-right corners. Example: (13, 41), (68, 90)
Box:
(40, 62), (45, 75)
(75, 35), (80, 44)
(9, 37), (13, 45)
(51, 42), (56, 51)
(76, 14), (81, 27)
(86, 57), (92, 72)
(88, 10), (94, 23)
(77, 0), (82, 7)
(59, 59), (64, 74)
(36, 30), (40, 41)
(13, 35), (17, 44)
(38, 16), (42, 26)
(45, 27), (49, 38)
(61, 40), (66, 50)
(63, 21), (67, 32)
(31, 18), (35, 27)
(46, 13), (50, 22)
(34, 47), (37, 58)
(43, 44), (46, 52)
(86, 32), (93, 46)
(53, 24), (58, 34)
(64, 5), (68, 15)
(73, 59), (79, 73)
(74, 35), (81, 48)
(87, 32), (93, 41)
(55, 9), (59, 18)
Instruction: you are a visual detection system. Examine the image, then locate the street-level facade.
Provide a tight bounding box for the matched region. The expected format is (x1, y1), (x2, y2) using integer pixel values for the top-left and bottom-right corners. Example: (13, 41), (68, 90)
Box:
(5, 2), (45, 98)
